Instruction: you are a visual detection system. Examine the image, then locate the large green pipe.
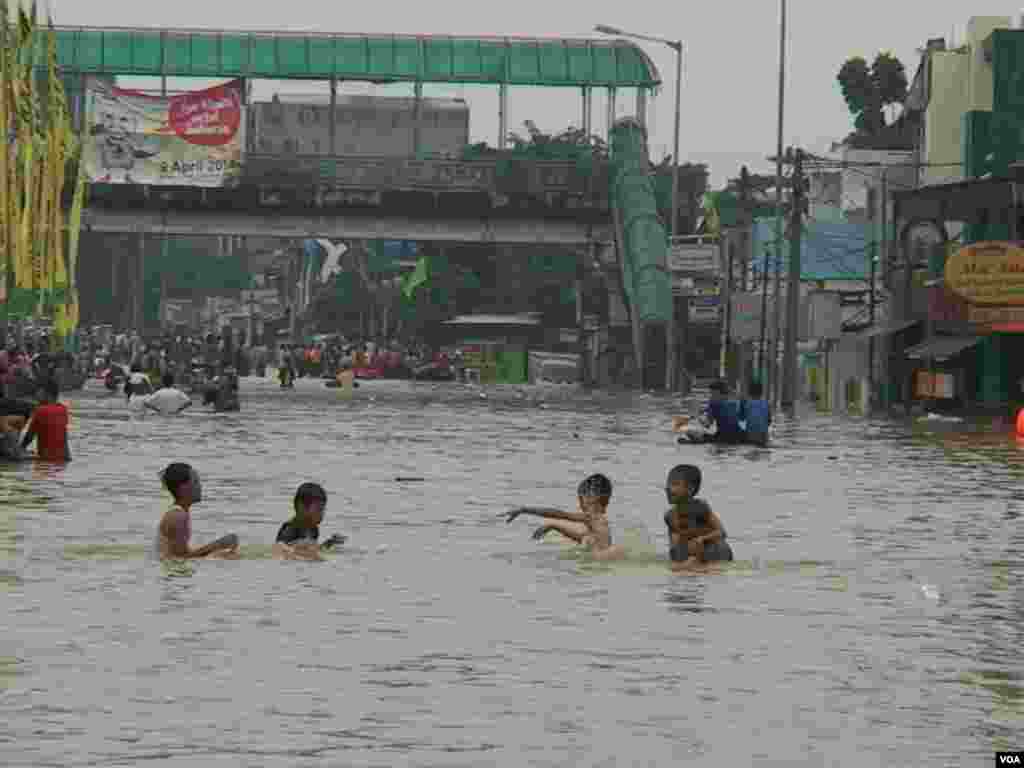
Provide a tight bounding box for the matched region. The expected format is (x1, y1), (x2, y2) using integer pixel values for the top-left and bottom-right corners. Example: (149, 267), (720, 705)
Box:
(609, 117), (672, 324)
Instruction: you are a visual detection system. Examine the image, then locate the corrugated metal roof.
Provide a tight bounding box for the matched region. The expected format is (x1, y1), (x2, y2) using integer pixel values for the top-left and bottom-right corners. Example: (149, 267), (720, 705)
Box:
(905, 335), (981, 361)
(856, 319), (920, 338)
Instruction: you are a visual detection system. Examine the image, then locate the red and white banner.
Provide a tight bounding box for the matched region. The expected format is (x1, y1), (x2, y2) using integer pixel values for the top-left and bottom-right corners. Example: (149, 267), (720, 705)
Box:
(83, 79), (245, 187)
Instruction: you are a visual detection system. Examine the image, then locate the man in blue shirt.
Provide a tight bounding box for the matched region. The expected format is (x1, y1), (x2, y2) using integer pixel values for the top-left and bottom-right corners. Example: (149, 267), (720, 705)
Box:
(702, 381), (746, 444)
(739, 381), (772, 446)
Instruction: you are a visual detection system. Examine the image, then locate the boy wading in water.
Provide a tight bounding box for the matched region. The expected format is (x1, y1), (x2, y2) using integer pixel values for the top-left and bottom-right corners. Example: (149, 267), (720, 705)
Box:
(664, 464), (733, 572)
(156, 462), (239, 560)
(22, 379), (71, 462)
(505, 473), (626, 561)
(272, 482), (346, 561)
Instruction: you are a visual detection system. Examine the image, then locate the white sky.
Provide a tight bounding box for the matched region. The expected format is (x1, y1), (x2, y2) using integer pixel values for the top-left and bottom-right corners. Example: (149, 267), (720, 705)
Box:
(56, 1), (992, 187)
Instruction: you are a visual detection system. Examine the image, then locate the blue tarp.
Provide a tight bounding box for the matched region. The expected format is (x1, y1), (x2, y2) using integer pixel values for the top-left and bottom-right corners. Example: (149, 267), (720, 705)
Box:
(751, 218), (869, 281)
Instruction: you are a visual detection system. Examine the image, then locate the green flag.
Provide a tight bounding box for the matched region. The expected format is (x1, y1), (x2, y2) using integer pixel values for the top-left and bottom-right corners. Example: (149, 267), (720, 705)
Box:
(401, 255), (430, 300)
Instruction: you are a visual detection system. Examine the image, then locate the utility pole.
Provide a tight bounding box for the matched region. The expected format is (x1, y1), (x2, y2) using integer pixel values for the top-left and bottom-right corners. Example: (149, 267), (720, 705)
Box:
(876, 169), (888, 409)
(781, 147), (804, 408)
(718, 235), (731, 380)
(757, 236), (771, 393)
(866, 185), (878, 413)
(770, 0), (787, 406)
(727, 166), (752, 387)
(289, 243), (299, 345)
(722, 167), (749, 383)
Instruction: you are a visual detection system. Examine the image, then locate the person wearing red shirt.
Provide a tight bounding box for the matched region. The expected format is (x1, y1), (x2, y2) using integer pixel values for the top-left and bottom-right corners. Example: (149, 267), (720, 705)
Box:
(21, 379), (71, 462)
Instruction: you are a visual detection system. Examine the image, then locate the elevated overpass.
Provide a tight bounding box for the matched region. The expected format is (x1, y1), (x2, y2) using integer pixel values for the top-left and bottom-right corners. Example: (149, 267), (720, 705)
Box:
(58, 24), (674, 385)
(83, 208), (611, 245)
(55, 25), (657, 249)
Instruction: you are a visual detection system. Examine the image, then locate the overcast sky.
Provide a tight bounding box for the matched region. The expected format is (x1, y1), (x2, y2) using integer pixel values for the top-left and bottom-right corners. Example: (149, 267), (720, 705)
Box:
(59, 1), (991, 187)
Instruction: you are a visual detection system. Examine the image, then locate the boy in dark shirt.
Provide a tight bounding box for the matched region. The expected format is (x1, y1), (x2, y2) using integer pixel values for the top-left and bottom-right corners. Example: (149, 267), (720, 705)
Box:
(273, 482), (346, 560)
(664, 464), (733, 570)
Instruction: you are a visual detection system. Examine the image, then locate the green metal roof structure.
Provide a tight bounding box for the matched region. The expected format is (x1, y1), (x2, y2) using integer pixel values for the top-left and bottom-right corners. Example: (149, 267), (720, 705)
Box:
(52, 27), (661, 88)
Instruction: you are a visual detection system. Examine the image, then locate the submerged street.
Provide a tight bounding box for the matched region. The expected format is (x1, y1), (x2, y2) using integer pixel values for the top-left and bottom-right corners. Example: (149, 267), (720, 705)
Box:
(1, 378), (1021, 766)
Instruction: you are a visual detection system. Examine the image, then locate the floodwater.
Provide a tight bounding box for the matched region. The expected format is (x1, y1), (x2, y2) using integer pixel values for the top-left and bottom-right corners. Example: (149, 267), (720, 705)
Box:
(2, 377), (1022, 766)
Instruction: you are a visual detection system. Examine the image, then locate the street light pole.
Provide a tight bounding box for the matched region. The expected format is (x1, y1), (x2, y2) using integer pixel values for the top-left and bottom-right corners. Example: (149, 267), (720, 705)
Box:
(595, 25), (683, 392)
(667, 39), (683, 393)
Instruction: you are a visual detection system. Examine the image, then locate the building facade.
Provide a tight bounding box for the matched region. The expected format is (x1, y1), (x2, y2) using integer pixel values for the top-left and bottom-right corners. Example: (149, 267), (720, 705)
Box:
(889, 16), (1024, 410)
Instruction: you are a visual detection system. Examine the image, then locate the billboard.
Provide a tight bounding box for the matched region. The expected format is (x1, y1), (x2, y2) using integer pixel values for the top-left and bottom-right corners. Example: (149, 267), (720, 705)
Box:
(730, 290), (840, 341)
(83, 79), (245, 187)
(730, 291), (770, 341)
(669, 241), (719, 274)
(945, 241), (1024, 305)
(688, 295), (721, 323)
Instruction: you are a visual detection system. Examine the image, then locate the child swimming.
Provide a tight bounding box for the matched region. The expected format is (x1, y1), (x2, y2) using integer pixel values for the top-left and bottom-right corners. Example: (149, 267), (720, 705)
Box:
(505, 473), (626, 561)
(664, 464), (733, 571)
(272, 482), (346, 561)
(155, 462), (239, 560)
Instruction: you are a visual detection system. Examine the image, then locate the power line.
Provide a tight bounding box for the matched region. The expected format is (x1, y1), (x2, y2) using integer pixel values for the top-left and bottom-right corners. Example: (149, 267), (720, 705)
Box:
(801, 151), (963, 169)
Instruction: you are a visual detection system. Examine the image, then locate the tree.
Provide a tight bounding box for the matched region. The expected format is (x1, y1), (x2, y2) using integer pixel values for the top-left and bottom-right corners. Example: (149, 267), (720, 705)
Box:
(837, 52), (907, 139)
(2, 3), (85, 339)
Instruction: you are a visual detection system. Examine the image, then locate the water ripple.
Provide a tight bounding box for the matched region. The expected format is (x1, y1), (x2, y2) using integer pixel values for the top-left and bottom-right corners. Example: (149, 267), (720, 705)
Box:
(2, 379), (1020, 765)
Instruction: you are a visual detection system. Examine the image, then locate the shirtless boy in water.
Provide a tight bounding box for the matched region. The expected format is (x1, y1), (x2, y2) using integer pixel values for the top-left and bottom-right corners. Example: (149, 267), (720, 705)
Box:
(504, 473), (626, 561)
(156, 462), (239, 560)
(664, 464), (733, 572)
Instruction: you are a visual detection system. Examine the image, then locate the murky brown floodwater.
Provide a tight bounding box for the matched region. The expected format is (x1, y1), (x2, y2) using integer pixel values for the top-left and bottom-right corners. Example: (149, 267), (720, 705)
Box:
(2, 377), (1022, 766)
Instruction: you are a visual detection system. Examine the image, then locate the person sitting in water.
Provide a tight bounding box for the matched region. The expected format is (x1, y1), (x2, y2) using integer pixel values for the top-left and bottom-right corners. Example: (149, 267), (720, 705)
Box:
(738, 380), (772, 446)
(156, 462), (239, 560)
(273, 482), (347, 561)
(21, 379), (71, 462)
(504, 473), (626, 561)
(0, 413), (28, 461)
(679, 380), (745, 444)
(144, 373), (192, 415)
(664, 464), (733, 571)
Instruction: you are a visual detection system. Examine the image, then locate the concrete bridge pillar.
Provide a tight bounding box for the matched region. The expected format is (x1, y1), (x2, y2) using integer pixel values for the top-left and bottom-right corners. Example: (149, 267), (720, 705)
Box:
(412, 82), (423, 157)
(582, 87), (592, 136)
(498, 84), (508, 150)
(329, 78), (338, 156)
(606, 87), (617, 141)
(134, 232), (146, 334)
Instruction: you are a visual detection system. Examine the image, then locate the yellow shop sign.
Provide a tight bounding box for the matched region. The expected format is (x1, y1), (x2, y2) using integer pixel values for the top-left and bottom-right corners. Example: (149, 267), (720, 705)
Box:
(945, 241), (1024, 305)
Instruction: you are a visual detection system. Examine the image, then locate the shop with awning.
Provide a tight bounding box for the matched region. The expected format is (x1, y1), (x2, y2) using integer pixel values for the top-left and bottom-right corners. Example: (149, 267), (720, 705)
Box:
(903, 335), (983, 403)
(889, 174), (1024, 406)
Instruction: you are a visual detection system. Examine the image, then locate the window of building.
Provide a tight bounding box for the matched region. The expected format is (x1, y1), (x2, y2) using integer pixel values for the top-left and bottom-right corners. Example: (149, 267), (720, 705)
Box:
(265, 104), (283, 126)
(298, 107), (321, 125)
